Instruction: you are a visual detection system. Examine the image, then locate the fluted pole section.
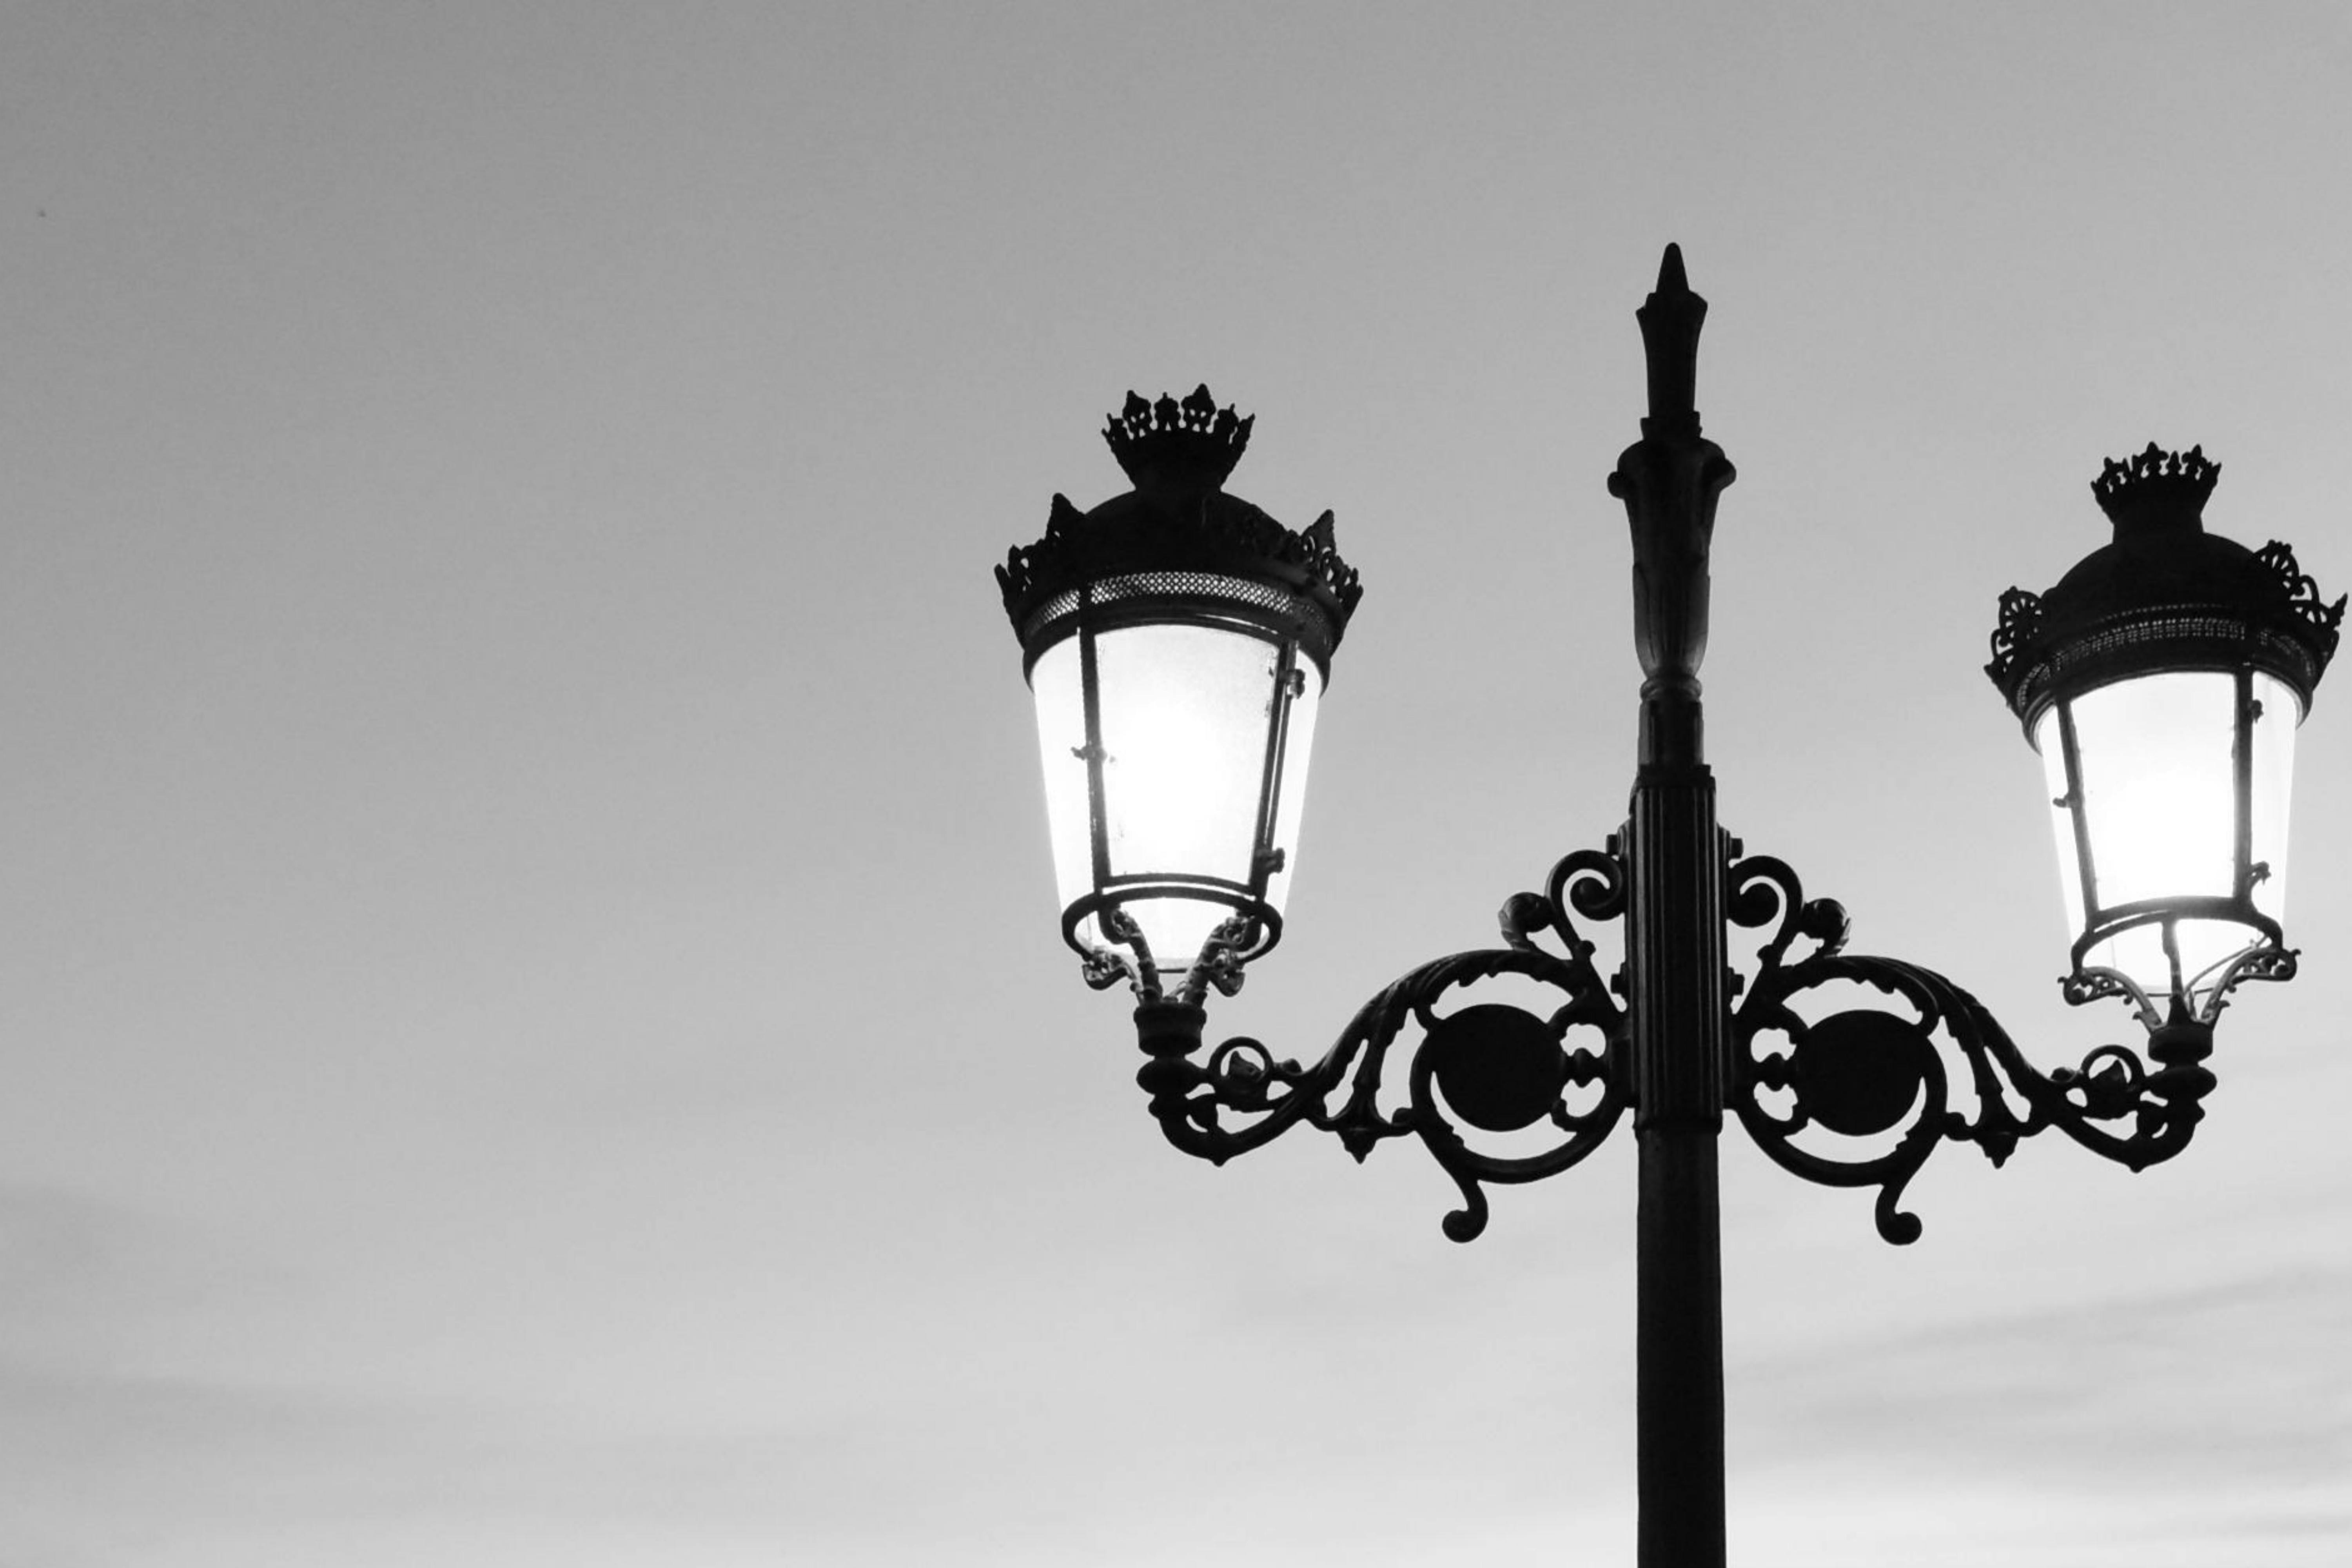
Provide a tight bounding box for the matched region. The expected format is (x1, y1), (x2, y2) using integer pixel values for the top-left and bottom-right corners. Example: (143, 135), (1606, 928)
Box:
(1606, 244), (1737, 1568)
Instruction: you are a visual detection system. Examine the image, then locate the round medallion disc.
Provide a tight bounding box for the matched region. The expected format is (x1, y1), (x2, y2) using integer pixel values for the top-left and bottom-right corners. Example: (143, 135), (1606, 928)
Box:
(1425, 1004), (1570, 1133)
(1790, 1010), (1931, 1137)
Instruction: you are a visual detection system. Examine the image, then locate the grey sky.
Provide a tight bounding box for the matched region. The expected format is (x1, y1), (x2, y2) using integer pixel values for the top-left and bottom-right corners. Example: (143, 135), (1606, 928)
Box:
(2, 3), (2347, 1564)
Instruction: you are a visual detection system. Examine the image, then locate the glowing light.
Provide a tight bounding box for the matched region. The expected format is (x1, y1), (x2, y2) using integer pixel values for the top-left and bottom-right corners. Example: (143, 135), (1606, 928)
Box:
(2034, 670), (2300, 1002)
(1029, 621), (1319, 977)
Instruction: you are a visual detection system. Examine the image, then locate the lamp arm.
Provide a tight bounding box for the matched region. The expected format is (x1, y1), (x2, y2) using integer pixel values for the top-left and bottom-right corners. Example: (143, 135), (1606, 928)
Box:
(1129, 848), (1634, 1242)
(1726, 853), (2216, 1247)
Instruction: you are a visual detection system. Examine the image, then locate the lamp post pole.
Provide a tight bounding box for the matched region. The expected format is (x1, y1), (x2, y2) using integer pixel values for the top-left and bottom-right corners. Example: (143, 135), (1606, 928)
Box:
(1614, 245), (1734, 1568)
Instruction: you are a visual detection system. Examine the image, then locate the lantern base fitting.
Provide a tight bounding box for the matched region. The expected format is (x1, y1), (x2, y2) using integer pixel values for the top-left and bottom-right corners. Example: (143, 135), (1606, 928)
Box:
(2145, 1014), (2217, 1106)
(1068, 903), (1271, 1007)
(2061, 936), (2299, 1033)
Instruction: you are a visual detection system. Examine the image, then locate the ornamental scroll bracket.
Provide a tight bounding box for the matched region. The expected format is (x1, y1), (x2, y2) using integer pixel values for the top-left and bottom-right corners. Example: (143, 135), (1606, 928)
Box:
(1724, 846), (2227, 1245)
(1116, 826), (2264, 1247)
(1129, 844), (1633, 1242)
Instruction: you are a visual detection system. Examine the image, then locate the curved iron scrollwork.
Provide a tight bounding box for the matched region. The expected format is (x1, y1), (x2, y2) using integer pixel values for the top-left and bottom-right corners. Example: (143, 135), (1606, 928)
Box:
(1132, 847), (1632, 1242)
(2058, 942), (2298, 1031)
(1727, 852), (2218, 1246)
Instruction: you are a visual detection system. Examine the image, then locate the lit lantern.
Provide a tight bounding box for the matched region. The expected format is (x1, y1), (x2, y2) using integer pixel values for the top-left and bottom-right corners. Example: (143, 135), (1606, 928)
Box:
(997, 387), (1363, 999)
(1988, 445), (2343, 1019)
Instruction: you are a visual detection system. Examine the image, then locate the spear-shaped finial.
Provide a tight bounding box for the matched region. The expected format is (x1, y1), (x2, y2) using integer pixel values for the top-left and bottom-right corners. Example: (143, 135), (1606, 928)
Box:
(1657, 241), (1689, 294)
(1636, 242), (1708, 436)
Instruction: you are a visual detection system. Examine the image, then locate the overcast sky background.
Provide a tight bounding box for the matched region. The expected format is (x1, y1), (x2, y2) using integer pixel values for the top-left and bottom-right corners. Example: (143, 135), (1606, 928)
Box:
(2, 4), (2348, 1565)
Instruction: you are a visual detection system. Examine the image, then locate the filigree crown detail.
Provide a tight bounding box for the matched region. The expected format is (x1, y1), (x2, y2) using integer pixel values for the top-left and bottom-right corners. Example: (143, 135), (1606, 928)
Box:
(1984, 585), (2044, 687)
(2091, 443), (2218, 518)
(1103, 385), (1253, 490)
(2254, 541), (2347, 666)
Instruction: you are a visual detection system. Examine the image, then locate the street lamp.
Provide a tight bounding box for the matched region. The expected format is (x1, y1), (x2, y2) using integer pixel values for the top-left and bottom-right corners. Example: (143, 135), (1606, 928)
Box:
(997, 385), (1361, 1000)
(1987, 443), (2337, 1025)
(994, 248), (2343, 1568)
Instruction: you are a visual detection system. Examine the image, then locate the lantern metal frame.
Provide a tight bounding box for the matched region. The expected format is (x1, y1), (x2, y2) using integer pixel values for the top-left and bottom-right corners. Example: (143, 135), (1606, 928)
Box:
(998, 250), (2339, 1568)
(997, 386), (1363, 1001)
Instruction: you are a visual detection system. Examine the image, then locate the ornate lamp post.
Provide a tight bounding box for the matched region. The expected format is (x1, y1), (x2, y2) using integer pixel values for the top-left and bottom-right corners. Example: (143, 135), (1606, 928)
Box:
(994, 248), (2342, 1568)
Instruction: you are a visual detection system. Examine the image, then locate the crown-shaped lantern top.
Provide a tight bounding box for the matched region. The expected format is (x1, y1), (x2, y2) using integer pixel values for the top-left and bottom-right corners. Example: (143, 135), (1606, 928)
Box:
(1103, 385), (1254, 493)
(998, 385), (1361, 676)
(2091, 443), (2219, 538)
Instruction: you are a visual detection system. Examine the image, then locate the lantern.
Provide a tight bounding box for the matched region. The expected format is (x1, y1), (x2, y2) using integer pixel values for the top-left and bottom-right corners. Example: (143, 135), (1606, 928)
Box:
(997, 388), (1363, 999)
(1987, 445), (2343, 1018)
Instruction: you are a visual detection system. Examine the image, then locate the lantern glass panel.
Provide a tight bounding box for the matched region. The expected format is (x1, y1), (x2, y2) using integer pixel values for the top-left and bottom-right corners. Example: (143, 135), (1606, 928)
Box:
(2249, 670), (2299, 925)
(2035, 708), (2087, 937)
(1261, 664), (1322, 921)
(1094, 621), (1279, 884)
(2071, 670), (2238, 909)
(1028, 637), (1094, 918)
